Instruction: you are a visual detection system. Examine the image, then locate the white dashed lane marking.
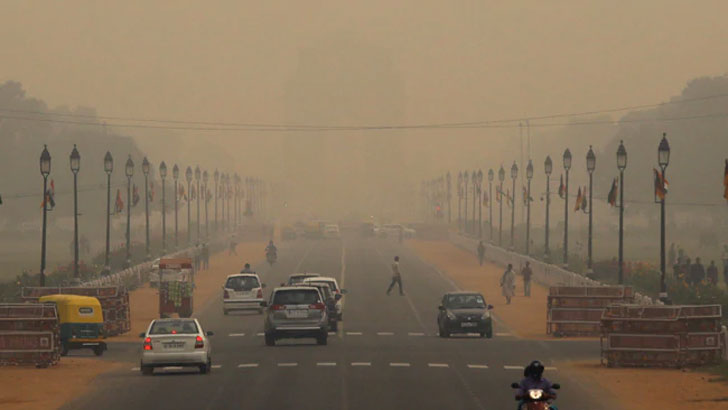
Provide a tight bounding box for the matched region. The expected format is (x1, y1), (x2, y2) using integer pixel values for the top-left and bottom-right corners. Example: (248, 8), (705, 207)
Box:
(467, 364), (489, 369)
(130, 367), (140, 371)
(389, 362), (411, 367)
(408, 332), (425, 336)
(211, 365), (222, 369)
(256, 332), (264, 337)
(238, 363), (259, 368)
(346, 331), (362, 336)
(428, 363), (449, 368)
(317, 362), (337, 367)
(277, 363), (298, 367)
(351, 362), (371, 367)
(228, 333), (246, 337)
(377, 332), (394, 336)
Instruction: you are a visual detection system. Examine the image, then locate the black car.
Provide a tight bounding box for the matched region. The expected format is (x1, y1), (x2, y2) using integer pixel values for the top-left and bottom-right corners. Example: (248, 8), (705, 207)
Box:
(437, 291), (493, 338)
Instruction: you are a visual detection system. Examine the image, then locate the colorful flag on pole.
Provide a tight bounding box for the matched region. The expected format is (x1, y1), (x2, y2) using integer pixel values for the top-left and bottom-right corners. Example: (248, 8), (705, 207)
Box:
(179, 185), (187, 201)
(558, 175), (565, 199)
(654, 168), (667, 201)
(115, 189), (124, 213)
(607, 178), (617, 207)
(496, 187), (502, 203)
(132, 184), (140, 206)
(41, 179), (56, 209)
(581, 187), (588, 213)
(506, 189), (513, 208)
(148, 181), (155, 202)
(482, 191), (489, 207)
(574, 187), (583, 212)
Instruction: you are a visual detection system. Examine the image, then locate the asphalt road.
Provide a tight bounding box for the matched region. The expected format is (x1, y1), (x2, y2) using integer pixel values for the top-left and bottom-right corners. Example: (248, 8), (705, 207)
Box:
(63, 234), (618, 410)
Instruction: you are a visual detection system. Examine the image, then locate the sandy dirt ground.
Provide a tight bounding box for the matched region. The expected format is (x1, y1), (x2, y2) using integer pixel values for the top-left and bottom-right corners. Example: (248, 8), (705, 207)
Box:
(0, 358), (124, 410)
(407, 239), (551, 338)
(407, 239), (728, 409)
(110, 241), (266, 342)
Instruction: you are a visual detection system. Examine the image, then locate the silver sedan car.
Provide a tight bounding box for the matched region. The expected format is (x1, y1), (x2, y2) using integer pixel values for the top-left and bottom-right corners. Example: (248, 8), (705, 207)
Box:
(139, 318), (213, 375)
(262, 286), (329, 346)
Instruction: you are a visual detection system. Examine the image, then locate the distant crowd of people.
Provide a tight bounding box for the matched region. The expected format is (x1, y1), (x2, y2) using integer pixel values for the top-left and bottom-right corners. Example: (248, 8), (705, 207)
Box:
(669, 243), (728, 287)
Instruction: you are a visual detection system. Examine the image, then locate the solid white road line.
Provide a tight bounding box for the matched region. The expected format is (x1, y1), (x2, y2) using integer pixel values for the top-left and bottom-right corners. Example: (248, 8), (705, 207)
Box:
(346, 331), (363, 336)
(428, 363), (449, 368)
(278, 363), (298, 367)
(408, 332), (425, 336)
(317, 362), (337, 367)
(389, 362), (411, 367)
(211, 365), (222, 369)
(351, 362), (371, 367)
(238, 363), (259, 368)
(467, 364), (489, 369)
(228, 333), (246, 337)
(377, 332), (394, 336)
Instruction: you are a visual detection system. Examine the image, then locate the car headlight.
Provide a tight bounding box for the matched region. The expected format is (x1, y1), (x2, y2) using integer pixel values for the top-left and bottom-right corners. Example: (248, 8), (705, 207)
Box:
(446, 311), (456, 320)
(481, 311), (491, 320)
(528, 389), (544, 400)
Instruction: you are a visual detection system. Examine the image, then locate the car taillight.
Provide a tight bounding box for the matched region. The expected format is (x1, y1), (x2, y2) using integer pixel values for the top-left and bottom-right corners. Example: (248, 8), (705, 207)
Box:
(143, 337), (152, 351)
(309, 303), (326, 310)
(195, 335), (204, 349)
(223, 290), (230, 299)
(256, 289), (263, 298)
(271, 304), (285, 311)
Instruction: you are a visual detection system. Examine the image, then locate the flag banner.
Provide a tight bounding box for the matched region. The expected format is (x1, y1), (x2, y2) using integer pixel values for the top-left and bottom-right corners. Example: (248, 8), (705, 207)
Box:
(723, 159), (728, 201)
(574, 187), (583, 212)
(581, 187), (588, 213)
(496, 187), (502, 203)
(148, 182), (155, 202)
(522, 186), (533, 203)
(654, 168), (667, 201)
(206, 189), (212, 203)
(506, 189), (513, 208)
(558, 175), (565, 199)
(483, 191), (489, 207)
(607, 178), (617, 207)
(132, 184), (140, 206)
(179, 185), (187, 201)
(115, 189), (124, 213)
(40, 179), (56, 210)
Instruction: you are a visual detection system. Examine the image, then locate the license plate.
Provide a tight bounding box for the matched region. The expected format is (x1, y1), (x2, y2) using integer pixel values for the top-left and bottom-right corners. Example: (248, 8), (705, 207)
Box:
(461, 322), (478, 328)
(286, 309), (308, 319)
(162, 341), (185, 349)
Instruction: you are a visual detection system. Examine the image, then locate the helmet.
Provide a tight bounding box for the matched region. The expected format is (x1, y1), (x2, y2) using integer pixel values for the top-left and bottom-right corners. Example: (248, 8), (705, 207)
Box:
(524, 360), (545, 379)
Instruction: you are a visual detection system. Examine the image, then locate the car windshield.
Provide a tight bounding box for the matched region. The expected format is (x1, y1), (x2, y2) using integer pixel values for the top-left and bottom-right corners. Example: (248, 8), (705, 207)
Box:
(225, 276), (260, 291)
(273, 289), (321, 305)
(307, 283), (332, 299)
(289, 274), (317, 285)
(149, 320), (199, 335)
(446, 294), (486, 309)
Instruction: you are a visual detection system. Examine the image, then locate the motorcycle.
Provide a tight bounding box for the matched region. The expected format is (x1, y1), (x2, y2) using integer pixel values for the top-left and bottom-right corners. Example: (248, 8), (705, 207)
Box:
(266, 251), (277, 266)
(511, 382), (560, 410)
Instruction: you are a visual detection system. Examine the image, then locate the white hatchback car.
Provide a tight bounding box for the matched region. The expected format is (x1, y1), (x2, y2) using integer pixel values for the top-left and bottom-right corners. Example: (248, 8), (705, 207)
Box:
(140, 318), (213, 375)
(323, 224), (340, 239)
(223, 273), (265, 314)
(303, 276), (347, 320)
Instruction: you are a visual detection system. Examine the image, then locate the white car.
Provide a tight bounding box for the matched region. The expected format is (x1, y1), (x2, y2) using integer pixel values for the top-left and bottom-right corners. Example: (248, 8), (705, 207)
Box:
(140, 318), (213, 375)
(323, 224), (340, 238)
(222, 273), (265, 314)
(303, 276), (347, 320)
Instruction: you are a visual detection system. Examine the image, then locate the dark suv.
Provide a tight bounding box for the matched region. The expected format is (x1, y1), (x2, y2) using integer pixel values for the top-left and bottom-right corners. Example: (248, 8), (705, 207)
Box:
(437, 291), (493, 338)
(262, 287), (329, 346)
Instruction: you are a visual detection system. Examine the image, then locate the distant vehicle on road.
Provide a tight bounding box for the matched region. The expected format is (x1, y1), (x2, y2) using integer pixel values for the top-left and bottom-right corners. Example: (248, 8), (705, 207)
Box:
(262, 286), (329, 346)
(139, 318), (214, 375)
(222, 273), (265, 315)
(323, 224), (340, 239)
(303, 276), (347, 320)
(359, 222), (375, 237)
(294, 281), (338, 331)
(287, 273), (320, 286)
(437, 291), (493, 338)
(281, 226), (297, 240)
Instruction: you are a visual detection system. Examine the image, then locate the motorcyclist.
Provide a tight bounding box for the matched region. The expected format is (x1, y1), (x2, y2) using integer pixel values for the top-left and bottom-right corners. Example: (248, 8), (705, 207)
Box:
(515, 360), (557, 410)
(265, 240), (277, 256)
(241, 263), (254, 273)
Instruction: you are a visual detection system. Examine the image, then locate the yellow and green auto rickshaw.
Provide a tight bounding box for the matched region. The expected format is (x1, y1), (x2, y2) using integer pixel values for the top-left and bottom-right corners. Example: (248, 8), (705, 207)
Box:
(39, 294), (107, 356)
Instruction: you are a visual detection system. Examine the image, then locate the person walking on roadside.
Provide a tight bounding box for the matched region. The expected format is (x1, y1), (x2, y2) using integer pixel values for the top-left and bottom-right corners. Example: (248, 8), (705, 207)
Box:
(477, 241), (486, 266)
(722, 244), (728, 285)
(690, 257), (705, 286)
(521, 261), (533, 297)
(500, 263), (516, 304)
(229, 236), (237, 256)
(201, 243), (210, 270)
(706, 260), (718, 286)
(386, 256), (404, 296)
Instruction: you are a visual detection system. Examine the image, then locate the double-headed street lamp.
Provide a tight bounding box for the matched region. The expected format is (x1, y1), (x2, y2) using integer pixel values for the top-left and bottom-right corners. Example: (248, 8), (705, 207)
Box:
(498, 166), (505, 246)
(214, 170), (219, 232)
(457, 172), (463, 232)
(477, 169), (483, 238)
(185, 166), (192, 244)
(471, 170), (477, 235)
(586, 147), (596, 273)
(40, 145), (51, 286)
(488, 169), (494, 241)
(173, 164), (179, 248)
(617, 141), (627, 284)
(525, 160), (533, 255)
(70, 145), (81, 278)
(195, 166), (201, 243)
(160, 161), (167, 254)
(103, 151), (113, 273)
(544, 156), (553, 261)
(510, 162), (518, 250)
(125, 156), (134, 268)
(463, 171), (469, 235)
(563, 149), (572, 267)
(203, 170), (209, 238)
(657, 134), (671, 302)
(142, 157), (151, 259)
(446, 172), (451, 224)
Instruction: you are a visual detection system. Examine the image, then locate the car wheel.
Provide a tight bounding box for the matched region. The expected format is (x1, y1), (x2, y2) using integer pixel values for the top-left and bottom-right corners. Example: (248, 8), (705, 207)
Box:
(93, 345), (104, 356)
(60, 343), (69, 356)
(331, 321), (338, 331)
(141, 365), (153, 376)
(484, 323), (493, 339)
(264, 333), (276, 346)
(316, 332), (328, 346)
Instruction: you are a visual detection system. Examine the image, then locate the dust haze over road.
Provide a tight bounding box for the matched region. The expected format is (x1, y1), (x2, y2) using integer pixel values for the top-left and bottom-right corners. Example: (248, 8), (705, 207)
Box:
(1, 2), (728, 410)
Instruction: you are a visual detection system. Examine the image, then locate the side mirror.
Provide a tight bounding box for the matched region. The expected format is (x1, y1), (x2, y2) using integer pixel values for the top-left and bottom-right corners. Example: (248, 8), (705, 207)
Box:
(438, 305), (445, 311)
(206, 331), (214, 336)
(260, 301), (268, 307)
(139, 332), (146, 338)
(487, 304), (494, 310)
(340, 289), (348, 295)
(510, 382), (520, 389)
(552, 383), (560, 390)
(335, 293), (342, 301)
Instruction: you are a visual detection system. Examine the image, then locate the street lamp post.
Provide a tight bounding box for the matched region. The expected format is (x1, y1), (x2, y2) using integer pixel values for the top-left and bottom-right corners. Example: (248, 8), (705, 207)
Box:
(446, 172), (451, 225)
(214, 170), (219, 232)
(498, 166), (505, 247)
(563, 149), (572, 267)
(39, 145), (51, 286)
(586, 146), (596, 273)
(221, 173), (226, 231)
(510, 162), (518, 250)
(125, 156), (134, 268)
(70, 145), (80, 278)
(185, 166), (192, 244)
(195, 166), (201, 243)
(526, 160), (533, 255)
(457, 172), (463, 232)
(142, 157), (151, 259)
(103, 152), (113, 273)
(464, 171), (469, 235)
(657, 134), (671, 302)
(173, 164), (179, 248)
(160, 162), (167, 254)
(617, 141), (627, 284)
(544, 156), (553, 261)
(203, 170), (209, 238)
(477, 169), (483, 238)
(470, 171), (475, 235)
(488, 169), (493, 241)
